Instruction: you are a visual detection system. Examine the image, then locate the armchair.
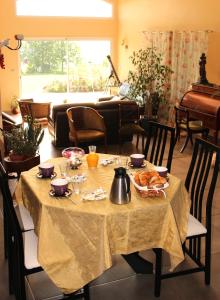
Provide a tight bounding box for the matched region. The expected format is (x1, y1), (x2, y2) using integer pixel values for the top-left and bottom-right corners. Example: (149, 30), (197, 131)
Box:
(66, 106), (107, 152)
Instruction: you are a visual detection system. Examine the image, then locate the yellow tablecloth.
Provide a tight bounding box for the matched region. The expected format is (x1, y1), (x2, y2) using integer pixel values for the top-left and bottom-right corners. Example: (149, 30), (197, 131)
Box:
(17, 155), (190, 294)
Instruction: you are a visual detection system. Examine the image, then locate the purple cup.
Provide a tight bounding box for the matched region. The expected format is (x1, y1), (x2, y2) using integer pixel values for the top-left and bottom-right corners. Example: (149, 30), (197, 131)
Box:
(39, 163), (54, 178)
(51, 178), (68, 196)
(154, 166), (168, 178)
(130, 154), (145, 168)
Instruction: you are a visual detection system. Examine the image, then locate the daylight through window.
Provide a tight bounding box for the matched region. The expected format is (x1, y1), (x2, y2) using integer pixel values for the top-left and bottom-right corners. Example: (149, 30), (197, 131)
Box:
(16, 0), (112, 17)
(20, 40), (111, 103)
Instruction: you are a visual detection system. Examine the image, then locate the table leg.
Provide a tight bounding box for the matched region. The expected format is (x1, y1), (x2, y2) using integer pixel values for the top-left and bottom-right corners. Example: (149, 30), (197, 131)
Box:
(122, 252), (153, 274)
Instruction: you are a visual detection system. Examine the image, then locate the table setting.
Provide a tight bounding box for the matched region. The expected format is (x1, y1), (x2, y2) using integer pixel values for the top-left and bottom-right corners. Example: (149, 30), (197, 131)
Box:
(16, 146), (190, 294)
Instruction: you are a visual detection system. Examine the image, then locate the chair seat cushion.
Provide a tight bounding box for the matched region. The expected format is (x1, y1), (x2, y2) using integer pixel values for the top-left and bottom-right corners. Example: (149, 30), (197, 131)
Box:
(180, 120), (204, 130)
(23, 230), (40, 269)
(69, 130), (105, 143)
(187, 214), (207, 237)
(119, 124), (145, 135)
(15, 204), (35, 231)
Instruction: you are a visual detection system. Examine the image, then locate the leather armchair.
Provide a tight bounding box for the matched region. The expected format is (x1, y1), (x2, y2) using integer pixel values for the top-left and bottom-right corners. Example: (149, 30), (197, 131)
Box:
(66, 106), (107, 152)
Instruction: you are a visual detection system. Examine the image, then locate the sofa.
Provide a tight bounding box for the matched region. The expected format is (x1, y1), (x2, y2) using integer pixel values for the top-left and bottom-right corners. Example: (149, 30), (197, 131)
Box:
(48, 99), (138, 148)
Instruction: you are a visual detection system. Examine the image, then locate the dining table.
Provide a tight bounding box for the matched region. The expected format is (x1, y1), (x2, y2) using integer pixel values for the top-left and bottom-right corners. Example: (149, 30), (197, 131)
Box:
(15, 154), (190, 294)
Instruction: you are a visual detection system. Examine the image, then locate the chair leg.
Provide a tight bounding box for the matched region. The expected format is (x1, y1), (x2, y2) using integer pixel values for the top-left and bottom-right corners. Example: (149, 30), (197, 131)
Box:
(202, 129), (209, 140)
(154, 248), (162, 297)
(205, 235), (211, 285)
(118, 134), (122, 154)
(142, 135), (145, 153)
(189, 133), (193, 146)
(83, 284), (90, 300)
(104, 137), (108, 154)
(3, 210), (8, 259)
(136, 134), (139, 149)
(175, 127), (180, 143)
(180, 134), (190, 153)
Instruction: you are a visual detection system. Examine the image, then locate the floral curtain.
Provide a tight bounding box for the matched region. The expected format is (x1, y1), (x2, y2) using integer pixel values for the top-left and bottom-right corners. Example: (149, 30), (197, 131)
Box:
(143, 30), (209, 122)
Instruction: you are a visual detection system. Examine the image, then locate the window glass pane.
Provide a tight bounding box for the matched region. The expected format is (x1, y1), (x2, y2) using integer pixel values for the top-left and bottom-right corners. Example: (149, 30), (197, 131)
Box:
(16, 0), (112, 17)
(20, 40), (111, 103)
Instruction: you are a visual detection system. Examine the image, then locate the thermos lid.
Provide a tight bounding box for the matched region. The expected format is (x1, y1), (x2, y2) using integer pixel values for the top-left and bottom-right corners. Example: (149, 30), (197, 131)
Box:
(114, 167), (127, 177)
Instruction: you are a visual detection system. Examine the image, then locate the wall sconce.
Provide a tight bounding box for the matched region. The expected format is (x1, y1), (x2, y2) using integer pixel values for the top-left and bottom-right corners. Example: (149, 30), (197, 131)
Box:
(0, 34), (24, 69)
(121, 38), (128, 50)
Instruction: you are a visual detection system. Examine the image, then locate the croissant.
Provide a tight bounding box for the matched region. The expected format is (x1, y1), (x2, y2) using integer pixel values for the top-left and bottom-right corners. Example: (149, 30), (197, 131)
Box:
(135, 171), (166, 188)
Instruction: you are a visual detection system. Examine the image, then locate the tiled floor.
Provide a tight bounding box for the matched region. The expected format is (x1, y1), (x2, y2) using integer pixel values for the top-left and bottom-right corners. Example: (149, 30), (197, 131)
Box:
(0, 130), (220, 300)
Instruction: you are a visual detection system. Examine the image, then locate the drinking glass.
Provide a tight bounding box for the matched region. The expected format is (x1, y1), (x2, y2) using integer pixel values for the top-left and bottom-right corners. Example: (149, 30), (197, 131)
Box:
(59, 160), (71, 179)
(71, 174), (87, 195)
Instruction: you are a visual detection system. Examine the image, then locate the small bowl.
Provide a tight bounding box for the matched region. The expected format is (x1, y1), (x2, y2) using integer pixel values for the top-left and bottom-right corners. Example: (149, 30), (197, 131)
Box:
(39, 163), (54, 178)
(62, 147), (85, 159)
(51, 178), (69, 196)
(154, 166), (168, 178)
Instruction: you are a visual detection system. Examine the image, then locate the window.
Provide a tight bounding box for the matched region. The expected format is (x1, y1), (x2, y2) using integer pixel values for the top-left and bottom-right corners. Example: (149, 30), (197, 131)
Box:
(16, 0), (112, 17)
(20, 40), (111, 103)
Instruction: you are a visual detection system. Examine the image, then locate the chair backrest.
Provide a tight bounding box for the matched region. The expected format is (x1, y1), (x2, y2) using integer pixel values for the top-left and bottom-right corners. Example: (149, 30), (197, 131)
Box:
(29, 102), (51, 119)
(67, 106), (105, 131)
(119, 102), (140, 127)
(175, 105), (199, 129)
(0, 162), (21, 234)
(144, 121), (175, 172)
(0, 162), (25, 299)
(18, 99), (33, 120)
(185, 138), (220, 229)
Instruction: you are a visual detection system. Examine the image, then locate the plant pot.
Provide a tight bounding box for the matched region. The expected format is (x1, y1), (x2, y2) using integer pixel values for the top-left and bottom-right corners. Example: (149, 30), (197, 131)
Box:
(9, 152), (25, 161)
(11, 107), (20, 114)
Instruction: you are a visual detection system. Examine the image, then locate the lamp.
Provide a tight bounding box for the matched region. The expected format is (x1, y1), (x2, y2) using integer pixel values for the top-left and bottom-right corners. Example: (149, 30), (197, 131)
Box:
(0, 34), (24, 50)
(0, 34), (24, 69)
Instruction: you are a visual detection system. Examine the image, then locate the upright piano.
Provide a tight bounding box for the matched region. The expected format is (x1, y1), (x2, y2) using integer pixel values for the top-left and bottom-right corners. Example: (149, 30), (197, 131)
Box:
(180, 83), (220, 144)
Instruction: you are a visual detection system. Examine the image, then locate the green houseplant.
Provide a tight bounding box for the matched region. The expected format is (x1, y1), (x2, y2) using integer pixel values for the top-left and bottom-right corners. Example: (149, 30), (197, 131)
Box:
(127, 47), (173, 118)
(3, 115), (44, 161)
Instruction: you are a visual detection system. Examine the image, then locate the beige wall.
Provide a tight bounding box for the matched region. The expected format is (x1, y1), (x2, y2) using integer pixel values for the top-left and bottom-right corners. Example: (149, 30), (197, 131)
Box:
(0, 0), (118, 111)
(118, 0), (220, 84)
(1, 0), (220, 111)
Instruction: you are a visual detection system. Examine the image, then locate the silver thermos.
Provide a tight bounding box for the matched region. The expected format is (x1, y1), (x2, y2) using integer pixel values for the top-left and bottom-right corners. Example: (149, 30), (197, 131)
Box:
(110, 167), (131, 204)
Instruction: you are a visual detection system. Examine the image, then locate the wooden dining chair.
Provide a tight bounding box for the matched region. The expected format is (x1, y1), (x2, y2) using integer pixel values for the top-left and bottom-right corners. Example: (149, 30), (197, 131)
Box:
(0, 162), (34, 261)
(29, 102), (51, 126)
(174, 105), (209, 153)
(66, 106), (107, 153)
(0, 162), (90, 300)
(17, 99), (33, 123)
(118, 102), (145, 153)
(143, 121), (175, 172)
(153, 138), (220, 297)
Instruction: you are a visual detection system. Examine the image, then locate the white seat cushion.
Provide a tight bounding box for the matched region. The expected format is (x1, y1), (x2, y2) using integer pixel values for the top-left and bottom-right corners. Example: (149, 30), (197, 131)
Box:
(15, 204), (35, 231)
(187, 214), (207, 237)
(23, 230), (40, 269)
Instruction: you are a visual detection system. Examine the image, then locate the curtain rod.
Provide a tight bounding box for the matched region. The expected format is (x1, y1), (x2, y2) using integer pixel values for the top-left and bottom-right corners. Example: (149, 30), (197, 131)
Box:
(142, 30), (214, 34)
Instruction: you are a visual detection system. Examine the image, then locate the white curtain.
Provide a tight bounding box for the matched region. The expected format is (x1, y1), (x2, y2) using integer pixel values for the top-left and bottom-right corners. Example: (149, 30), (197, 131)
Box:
(143, 30), (209, 121)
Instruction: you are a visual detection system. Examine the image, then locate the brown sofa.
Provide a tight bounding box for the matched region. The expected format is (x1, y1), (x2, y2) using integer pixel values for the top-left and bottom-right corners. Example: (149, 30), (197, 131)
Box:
(48, 99), (137, 148)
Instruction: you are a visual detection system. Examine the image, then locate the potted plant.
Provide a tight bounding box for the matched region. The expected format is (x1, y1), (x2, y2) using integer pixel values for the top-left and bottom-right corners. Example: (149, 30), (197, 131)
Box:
(2, 115), (44, 161)
(127, 47), (173, 119)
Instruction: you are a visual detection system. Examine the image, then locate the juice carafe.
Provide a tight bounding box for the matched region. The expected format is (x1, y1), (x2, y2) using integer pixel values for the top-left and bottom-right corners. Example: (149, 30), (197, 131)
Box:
(86, 145), (99, 168)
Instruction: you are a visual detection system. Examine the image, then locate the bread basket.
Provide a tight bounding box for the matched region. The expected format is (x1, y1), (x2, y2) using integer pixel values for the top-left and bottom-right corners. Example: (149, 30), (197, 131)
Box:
(129, 171), (168, 198)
